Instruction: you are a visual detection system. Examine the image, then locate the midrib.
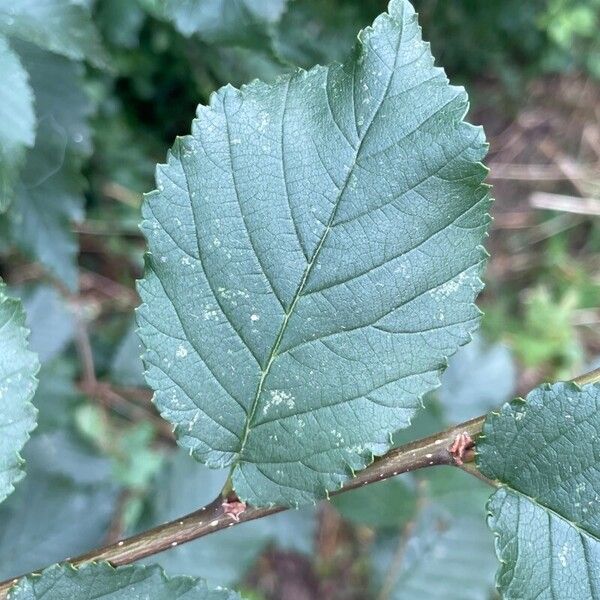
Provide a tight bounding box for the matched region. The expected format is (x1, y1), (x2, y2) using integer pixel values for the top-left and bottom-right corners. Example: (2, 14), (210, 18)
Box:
(232, 34), (401, 466)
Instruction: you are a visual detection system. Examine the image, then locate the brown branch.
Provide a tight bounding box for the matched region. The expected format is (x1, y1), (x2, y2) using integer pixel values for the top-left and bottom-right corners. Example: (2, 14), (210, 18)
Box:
(2, 368), (598, 596)
(0, 416), (485, 597)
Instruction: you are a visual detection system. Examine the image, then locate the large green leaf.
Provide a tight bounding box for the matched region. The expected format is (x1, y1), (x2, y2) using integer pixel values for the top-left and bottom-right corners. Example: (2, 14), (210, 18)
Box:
(139, 0), (286, 48)
(0, 0), (106, 67)
(0, 35), (35, 211)
(138, 0), (490, 506)
(9, 563), (242, 600)
(479, 382), (600, 599)
(0, 281), (38, 504)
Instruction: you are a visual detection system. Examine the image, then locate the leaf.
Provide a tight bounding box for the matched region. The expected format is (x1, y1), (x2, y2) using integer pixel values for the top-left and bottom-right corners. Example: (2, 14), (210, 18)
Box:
(138, 0), (490, 506)
(111, 322), (146, 387)
(96, 0), (145, 49)
(333, 477), (418, 530)
(138, 450), (315, 586)
(34, 360), (82, 433)
(273, 0), (378, 69)
(139, 0), (286, 49)
(15, 40), (93, 157)
(8, 120), (85, 290)
(0, 0), (106, 67)
(375, 513), (495, 599)
(439, 334), (516, 422)
(479, 382), (600, 599)
(0, 433), (117, 579)
(9, 563), (242, 600)
(373, 469), (496, 599)
(5, 44), (91, 290)
(19, 284), (75, 364)
(0, 280), (38, 504)
(0, 35), (35, 211)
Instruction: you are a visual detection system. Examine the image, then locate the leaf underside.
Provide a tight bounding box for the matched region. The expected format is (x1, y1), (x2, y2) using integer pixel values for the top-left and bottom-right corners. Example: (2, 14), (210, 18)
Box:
(9, 563), (241, 600)
(138, 0), (490, 506)
(0, 281), (38, 504)
(479, 382), (600, 600)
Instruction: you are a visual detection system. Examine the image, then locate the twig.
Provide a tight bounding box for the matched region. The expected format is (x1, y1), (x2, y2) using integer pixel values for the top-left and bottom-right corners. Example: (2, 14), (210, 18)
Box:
(487, 162), (596, 181)
(0, 417), (485, 597)
(529, 192), (600, 217)
(78, 380), (175, 443)
(74, 307), (97, 389)
(1, 369), (599, 597)
(102, 182), (142, 208)
(538, 138), (596, 198)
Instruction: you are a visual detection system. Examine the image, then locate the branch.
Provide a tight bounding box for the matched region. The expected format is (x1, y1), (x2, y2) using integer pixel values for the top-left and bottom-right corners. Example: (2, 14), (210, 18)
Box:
(0, 417), (484, 598)
(2, 367), (598, 597)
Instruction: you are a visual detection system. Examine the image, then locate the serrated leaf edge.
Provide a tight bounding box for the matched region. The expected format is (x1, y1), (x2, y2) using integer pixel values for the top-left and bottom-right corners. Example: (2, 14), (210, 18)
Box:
(0, 282), (39, 505)
(136, 0), (492, 506)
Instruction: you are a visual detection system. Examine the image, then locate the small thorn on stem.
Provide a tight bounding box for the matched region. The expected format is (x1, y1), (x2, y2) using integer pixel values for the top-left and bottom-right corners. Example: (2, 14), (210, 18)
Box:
(222, 496), (247, 522)
(449, 431), (474, 465)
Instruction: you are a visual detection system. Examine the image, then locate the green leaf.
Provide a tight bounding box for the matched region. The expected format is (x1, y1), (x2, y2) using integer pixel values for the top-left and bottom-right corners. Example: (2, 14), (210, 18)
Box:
(8, 120), (85, 290)
(139, 0), (286, 49)
(111, 322), (146, 387)
(439, 334), (516, 422)
(138, 0), (490, 506)
(96, 0), (145, 49)
(138, 450), (315, 586)
(333, 477), (417, 530)
(33, 360), (82, 433)
(0, 280), (38, 504)
(479, 382), (600, 599)
(15, 40), (93, 157)
(0, 0), (106, 67)
(375, 513), (495, 599)
(19, 284), (75, 364)
(6, 44), (91, 290)
(9, 563), (242, 600)
(0, 35), (35, 211)
(373, 469), (496, 599)
(0, 433), (117, 579)
(273, 0), (378, 69)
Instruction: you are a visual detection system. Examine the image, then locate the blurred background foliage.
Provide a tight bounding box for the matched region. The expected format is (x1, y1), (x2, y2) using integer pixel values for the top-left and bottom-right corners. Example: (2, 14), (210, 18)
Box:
(0, 1), (598, 598)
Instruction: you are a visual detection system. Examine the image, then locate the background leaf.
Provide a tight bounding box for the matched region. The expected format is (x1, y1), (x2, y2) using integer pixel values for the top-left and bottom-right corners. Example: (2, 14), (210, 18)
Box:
(19, 284), (75, 364)
(5, 43), (92, 290)
(439, 333), (516, 422)
(138, 0), (287, 49)
(138, 0), (490, 507)
(372, 469), (496, 600)
(0, 0), (106, 67)
(0, 280), (38, 504)
(0, 433), (117, 579)
(0, 35), (35, 211)
(479, 382), (600, 599)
